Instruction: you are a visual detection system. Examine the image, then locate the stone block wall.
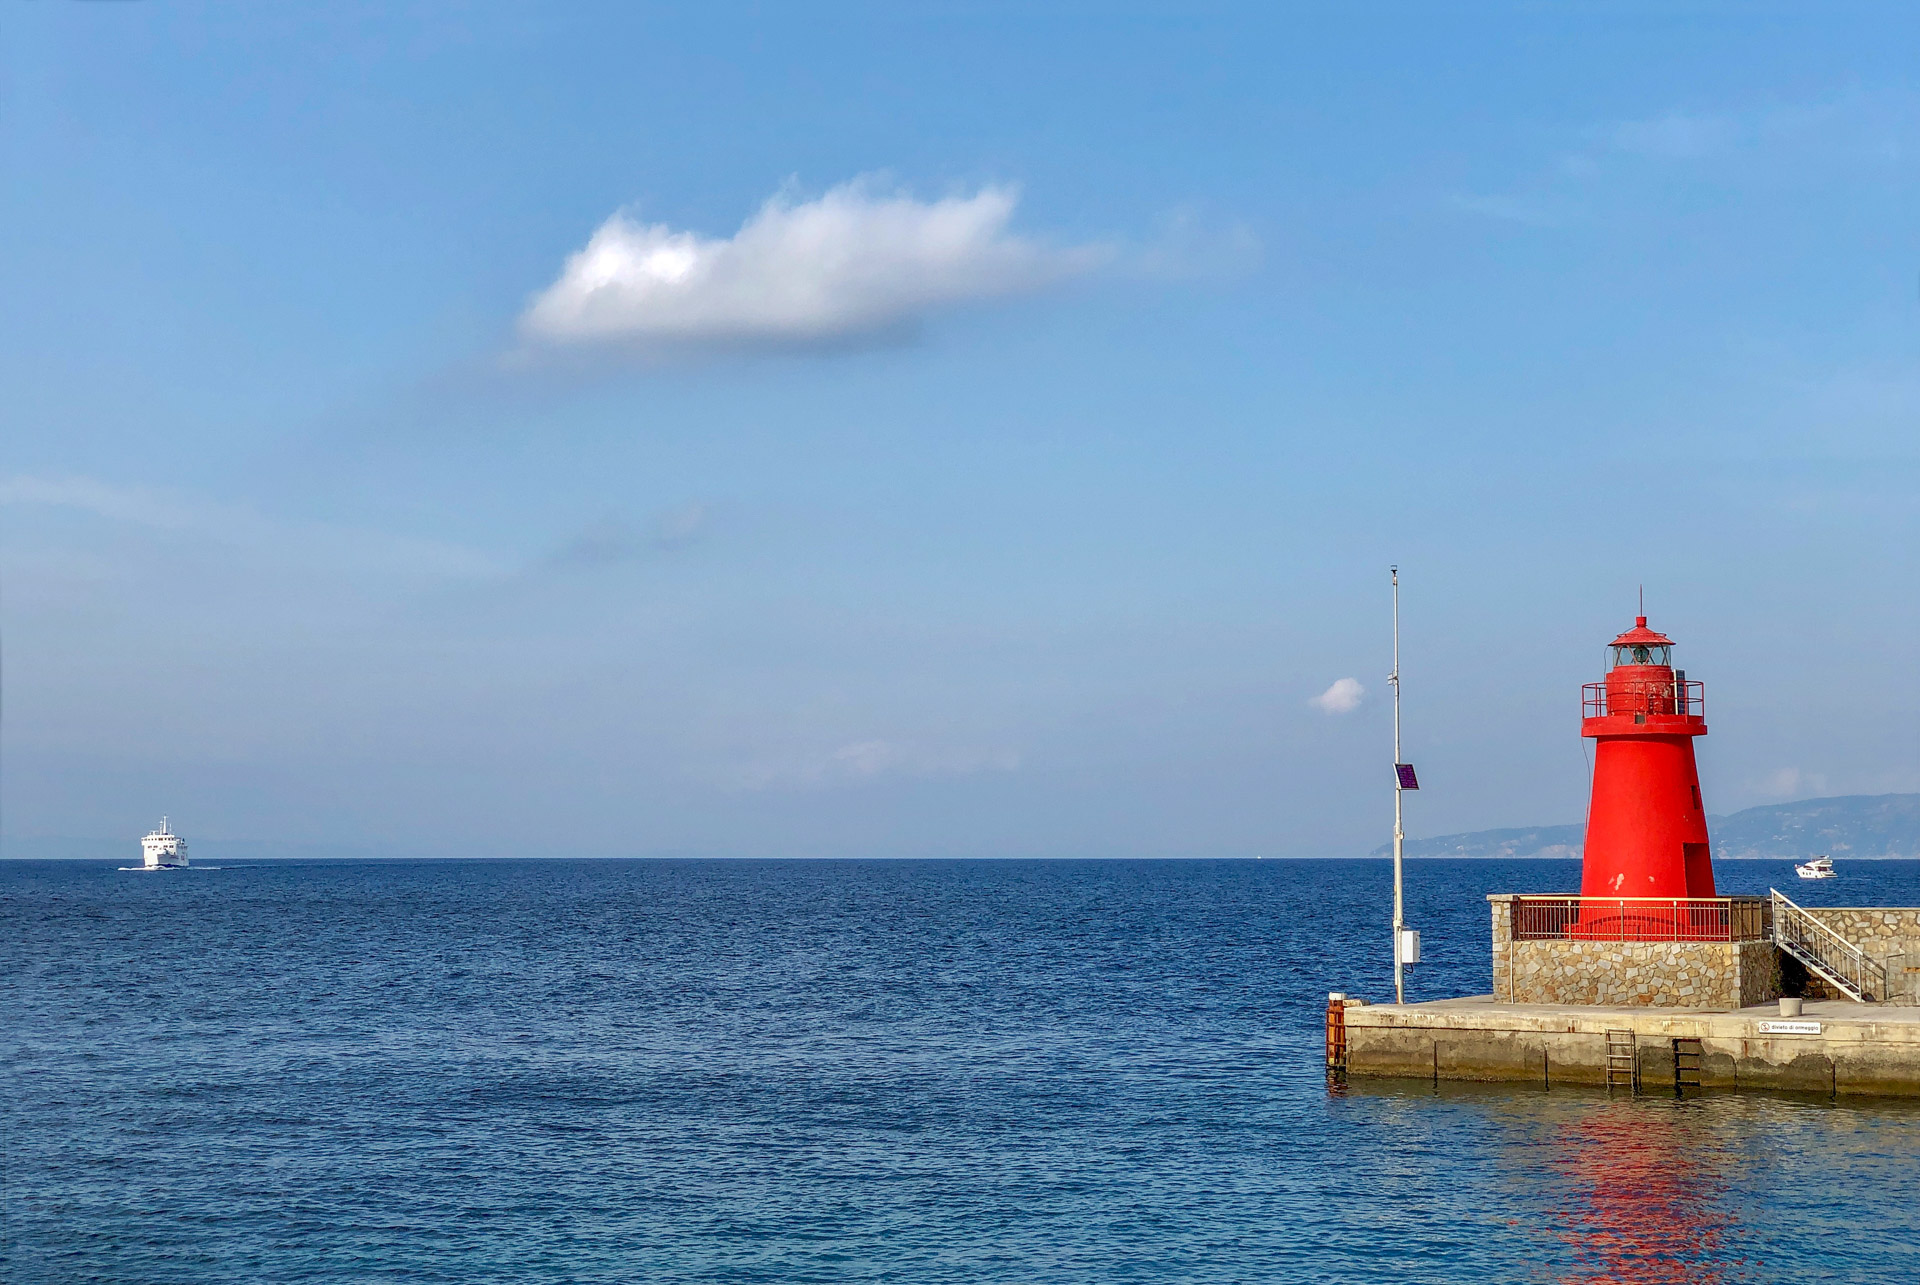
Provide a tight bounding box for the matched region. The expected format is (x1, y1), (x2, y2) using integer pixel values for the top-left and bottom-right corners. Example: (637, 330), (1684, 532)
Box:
(1737, 939), (1782, 1007)
(1489, 894), (1780, 1009)
(1802, 907), (1920, 943)
(1489, 895), (1513, 998)
(1505, 939), (1758, 1007)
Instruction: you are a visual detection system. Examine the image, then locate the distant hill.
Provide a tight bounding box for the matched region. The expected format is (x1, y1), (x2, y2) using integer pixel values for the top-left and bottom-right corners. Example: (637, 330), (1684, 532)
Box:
(1373, 793), (1920, 859)
(1711, 794), (1920, 859)
(1374, 823), (1586, 861)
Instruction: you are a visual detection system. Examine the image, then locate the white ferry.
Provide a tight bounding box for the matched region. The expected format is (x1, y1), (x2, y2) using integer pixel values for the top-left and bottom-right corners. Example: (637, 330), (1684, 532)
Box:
(1795, 855), (1835, 880)
(140, 817), (190, 869)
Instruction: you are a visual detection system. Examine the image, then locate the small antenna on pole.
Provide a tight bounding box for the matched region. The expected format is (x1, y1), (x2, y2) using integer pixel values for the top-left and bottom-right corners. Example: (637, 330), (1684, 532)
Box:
(1639, 584), (1644, 617)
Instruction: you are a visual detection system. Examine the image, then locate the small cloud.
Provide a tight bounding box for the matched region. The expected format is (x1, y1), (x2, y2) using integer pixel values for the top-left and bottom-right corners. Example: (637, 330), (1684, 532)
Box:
(1311, 677), (1366, 715)
(547, 520), (639, 568)
(518, 177), (1108, 356)
(0, 474), (191, 528)
(1126, 204), (1264, 280)
(1447, 192), (1572, 228)
(733, 738), (1023, 789)
(1762, 766), (1829, 800)
(1607, 112), (1738, 159)
(0, 473), (495, 579)
(543, 503), (713, 569)
(652, 501), (709, 551)
(828, 739), (899, 779)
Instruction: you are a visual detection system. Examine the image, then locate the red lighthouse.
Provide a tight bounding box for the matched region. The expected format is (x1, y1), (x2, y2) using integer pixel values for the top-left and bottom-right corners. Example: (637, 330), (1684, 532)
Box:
(1578, 616), (1715, 901)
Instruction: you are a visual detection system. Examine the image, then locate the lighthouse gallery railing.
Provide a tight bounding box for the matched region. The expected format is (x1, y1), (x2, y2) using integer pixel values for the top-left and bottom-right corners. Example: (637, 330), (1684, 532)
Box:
(1511, 895), (1771, 943)
(1582, 680), (1706, 720)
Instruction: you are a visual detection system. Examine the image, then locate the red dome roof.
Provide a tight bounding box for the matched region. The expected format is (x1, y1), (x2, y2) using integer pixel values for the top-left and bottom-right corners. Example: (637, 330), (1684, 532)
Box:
(1608, 616), (1673, 648)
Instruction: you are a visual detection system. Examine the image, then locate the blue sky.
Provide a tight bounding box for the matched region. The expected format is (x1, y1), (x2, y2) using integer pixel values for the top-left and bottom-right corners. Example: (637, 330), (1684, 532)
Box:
(5, 3), (1919, 857)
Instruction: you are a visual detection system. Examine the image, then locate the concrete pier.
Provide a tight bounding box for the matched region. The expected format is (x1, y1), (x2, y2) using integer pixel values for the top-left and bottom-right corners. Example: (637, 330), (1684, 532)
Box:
(1341, 995), (1920, 1097)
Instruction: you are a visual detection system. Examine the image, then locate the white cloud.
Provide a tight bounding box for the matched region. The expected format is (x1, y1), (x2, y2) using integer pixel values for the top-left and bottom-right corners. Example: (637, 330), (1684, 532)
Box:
(1447, 192), (1573, 228)
(732, 738), (1023, 790)
(1311, 677), (1366, 715)
(1125, 204), (1264, 280)
(542, 502), (713, 569)
(1600, 96), (1904, 164)
(828, 739), (901, 779)
(518, 177), (1107, 352)
(1453, 91), (1919, 229)
(0, 474), (193, 528)
(1762, 766), (1829, 800)
(0, 473), (498, 581)
(1607, 112), (1738, 159)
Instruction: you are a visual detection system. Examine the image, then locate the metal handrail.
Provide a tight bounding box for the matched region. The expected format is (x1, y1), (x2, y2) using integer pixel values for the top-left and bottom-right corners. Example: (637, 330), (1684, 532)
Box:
(1510, 895), (1770, 943)
(1582, 680), (1706, 720)
(1771, 888), (1886, 1003)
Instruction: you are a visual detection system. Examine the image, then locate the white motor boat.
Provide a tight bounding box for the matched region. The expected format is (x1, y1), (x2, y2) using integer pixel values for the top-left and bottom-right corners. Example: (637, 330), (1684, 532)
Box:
(140, 817), (189, 869)
(1795, 855), (1835, 880)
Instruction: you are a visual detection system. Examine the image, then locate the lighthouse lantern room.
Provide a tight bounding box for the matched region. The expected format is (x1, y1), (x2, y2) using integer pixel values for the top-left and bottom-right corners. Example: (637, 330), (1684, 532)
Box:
(1578, 615), (1716, 905)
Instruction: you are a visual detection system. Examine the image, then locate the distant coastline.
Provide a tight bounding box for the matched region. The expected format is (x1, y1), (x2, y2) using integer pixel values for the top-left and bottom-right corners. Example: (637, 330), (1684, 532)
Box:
(1372, 793), (1920, 860)
(12, 794), (1920, 861)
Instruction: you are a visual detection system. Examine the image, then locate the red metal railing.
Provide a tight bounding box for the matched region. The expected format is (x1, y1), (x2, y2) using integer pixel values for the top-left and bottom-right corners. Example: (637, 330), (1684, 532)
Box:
(1582, 680), (1706, 720)
(1510, 895), (1770, 943)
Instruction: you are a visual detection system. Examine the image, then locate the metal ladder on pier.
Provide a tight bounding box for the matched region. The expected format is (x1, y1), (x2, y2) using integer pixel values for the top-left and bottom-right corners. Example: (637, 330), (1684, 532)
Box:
(1672, 1038), (1703, 1089)
(1325, 996), (1350, 1082)
(1605, 1030), (1637, 1091)
(1771, 888), (1886, 1003)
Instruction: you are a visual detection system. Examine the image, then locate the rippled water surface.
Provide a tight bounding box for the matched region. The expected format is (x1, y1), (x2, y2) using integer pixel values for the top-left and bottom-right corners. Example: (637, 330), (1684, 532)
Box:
(8, 856), (1920, 1282)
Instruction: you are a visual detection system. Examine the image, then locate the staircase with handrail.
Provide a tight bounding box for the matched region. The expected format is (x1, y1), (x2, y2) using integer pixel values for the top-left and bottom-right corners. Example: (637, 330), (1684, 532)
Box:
(1771, 888), (1888, 1003)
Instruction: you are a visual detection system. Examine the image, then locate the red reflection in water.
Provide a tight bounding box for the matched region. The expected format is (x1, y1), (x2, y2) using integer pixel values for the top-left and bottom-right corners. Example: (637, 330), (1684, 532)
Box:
(1547, 1109), (1748, 1285)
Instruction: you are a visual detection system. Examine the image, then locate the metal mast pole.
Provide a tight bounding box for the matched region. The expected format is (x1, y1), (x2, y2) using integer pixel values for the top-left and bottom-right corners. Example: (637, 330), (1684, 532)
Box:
(1391, 566), (1404, 1005)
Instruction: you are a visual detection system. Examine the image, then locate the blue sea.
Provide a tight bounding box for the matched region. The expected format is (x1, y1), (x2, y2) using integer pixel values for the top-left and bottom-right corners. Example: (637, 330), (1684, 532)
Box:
(8, 856), (1920, 1283)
